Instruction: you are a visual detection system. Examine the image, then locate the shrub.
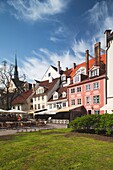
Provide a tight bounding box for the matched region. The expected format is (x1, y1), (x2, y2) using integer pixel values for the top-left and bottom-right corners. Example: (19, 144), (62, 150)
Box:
(69, 114), (113, 136)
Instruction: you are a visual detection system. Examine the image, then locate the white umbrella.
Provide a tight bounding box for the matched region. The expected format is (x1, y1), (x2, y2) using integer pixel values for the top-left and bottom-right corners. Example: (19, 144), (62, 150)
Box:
(7, 109), (26, 114)
(0, 109), (8, 113)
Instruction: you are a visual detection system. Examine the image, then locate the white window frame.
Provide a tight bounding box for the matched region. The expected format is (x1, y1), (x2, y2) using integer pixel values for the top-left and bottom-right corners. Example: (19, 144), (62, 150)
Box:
(77, 98), (81, 105)
(93, 82), (99, 89)
(93, 95), (100, 104)
(86, 96), (90, 104)
(85, 84), (90, 91)
(62, 92), (66, 98)
(53, 92), (58, 100)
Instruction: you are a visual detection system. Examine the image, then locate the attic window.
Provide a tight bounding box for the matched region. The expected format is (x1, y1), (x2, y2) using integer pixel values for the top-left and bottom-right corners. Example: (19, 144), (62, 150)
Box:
(89, 68), (99, 77)
(62, 92), (66, 98)
(48, 73), (51, 77)
(75, 75), (80, 82)
(61, 75), (66, 81)
(53, 92), (58, 100)
(36, 87), (44, 94)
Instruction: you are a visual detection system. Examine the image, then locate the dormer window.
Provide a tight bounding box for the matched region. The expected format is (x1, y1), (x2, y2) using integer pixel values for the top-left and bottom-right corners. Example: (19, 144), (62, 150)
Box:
(89, 67), (99, 78)
(61, 75), (66, 81)
(36, 87), (44, 94)
(62, 92), (66, 98)
(75, 75), (80, 82)
(53, 92), (58, 100)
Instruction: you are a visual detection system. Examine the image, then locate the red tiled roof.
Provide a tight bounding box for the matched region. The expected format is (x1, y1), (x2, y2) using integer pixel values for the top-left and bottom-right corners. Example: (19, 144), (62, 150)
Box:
(12, 89), (33, 105)
(70, 54), (106, 77)
(62, 68), (72, 77)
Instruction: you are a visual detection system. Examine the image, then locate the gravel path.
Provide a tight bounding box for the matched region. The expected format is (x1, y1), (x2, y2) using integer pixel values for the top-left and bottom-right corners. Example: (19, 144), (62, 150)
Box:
(0, 124), (67, 136)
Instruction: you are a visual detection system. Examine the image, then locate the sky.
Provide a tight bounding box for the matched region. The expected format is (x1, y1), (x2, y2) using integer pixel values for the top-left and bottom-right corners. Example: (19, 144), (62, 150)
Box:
(0, 0), (113, 82)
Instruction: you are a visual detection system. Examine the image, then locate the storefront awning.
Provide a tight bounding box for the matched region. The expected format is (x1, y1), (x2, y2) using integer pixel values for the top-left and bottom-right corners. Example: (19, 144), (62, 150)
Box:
(56, 105), (83, 113)
(34, 110), (57, 115)
(100, 104), (113, 112)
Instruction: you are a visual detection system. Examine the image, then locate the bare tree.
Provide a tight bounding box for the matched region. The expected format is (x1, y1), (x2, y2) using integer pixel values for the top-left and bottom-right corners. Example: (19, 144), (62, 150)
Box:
(0, 61), (14, 109)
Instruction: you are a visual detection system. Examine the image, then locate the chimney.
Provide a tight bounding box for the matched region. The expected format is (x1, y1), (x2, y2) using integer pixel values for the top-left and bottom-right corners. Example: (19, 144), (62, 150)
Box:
(58, 61), (61, 74)
(104, 30), (112, 47)
(94, 42), (101, 66)
(86, 49), (89, 75)
(66, 67), (68, 71)
(73, 63), (76, 69)
(32, 83), (36, 92)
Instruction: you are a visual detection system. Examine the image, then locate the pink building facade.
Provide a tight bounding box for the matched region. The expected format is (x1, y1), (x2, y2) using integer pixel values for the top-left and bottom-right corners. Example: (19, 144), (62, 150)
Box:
(67, 42), (106, 115)
(68, 75), (105, 115)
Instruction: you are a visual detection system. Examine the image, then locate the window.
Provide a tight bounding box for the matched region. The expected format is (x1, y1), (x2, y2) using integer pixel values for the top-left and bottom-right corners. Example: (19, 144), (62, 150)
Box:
(77, 98), (81, 105)
(36, 88), (44, 94)
(62, 75), (66, 81)
(71, 99), (75, 106)
(62, 92), (66, 98)
(38, 104), (40, 109)
(93, 82), (99, 89)
(86, 84), (90, 91)
(18, 106), (20, 110)
(34, 104), (37, 110)
(42, 105), (45, 109)
(13, 106), (15, 109)
(57, 102), (62, 109)
(42, 96), (44, 100)
(49, 104), (52, 109)
(48, 73), (51, 77)
(94, 110), (100, 114)
(30, 98), (33, 103)
(53, 93), (58, 100)
(38, 96), (40, 101)
(39, 89), (44, 93)
(63, 102), (66, 107)
(30, 105), (33, 110)
(86, 96), (90, 104)
(90, 69), (99, 77)
(34, 98), (36, 101)
(71, 88), (75, 94)
(53, 103), (56, 108)
(77, 87), (81, 92)
(75, 75), (79, 82)
(93, 95), (100, 104)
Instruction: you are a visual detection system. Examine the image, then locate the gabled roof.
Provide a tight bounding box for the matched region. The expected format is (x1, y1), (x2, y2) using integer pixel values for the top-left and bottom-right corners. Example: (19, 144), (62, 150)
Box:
(34, 78), (59, 97)
(70, 54), (106, 77)
(51, 65), (57, 71)
(12, 89), (33, 105)
(62, 68), (72, 77)
(48, 86), (67, 102)
(12, 78), (24, 88)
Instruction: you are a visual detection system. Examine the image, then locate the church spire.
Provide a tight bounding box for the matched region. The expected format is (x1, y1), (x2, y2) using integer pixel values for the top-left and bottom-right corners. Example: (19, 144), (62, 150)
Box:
(14, 54), (19, 80)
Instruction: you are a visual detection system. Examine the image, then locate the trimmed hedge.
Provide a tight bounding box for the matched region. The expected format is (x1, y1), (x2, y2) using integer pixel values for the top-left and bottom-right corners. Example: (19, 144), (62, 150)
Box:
(69, 114), (113, 136)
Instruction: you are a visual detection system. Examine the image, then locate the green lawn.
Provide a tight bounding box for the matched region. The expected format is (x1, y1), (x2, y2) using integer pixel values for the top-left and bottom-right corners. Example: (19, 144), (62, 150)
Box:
(0, 128), (113, 170)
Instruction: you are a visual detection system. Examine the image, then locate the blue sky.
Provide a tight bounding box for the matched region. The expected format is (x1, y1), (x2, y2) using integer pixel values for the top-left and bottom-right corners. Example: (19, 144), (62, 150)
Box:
(0, 0), (113, 82)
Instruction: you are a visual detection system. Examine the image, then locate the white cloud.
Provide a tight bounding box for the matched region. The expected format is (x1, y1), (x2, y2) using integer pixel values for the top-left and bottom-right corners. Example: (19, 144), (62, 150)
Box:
(20, 47), (85, 82)
(20, 56), (49, 82)
(50, 36), (59, 42)
(87, 1), (113, 48)
(72, 1), (113, 58)
(7, 0), (69, 21)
